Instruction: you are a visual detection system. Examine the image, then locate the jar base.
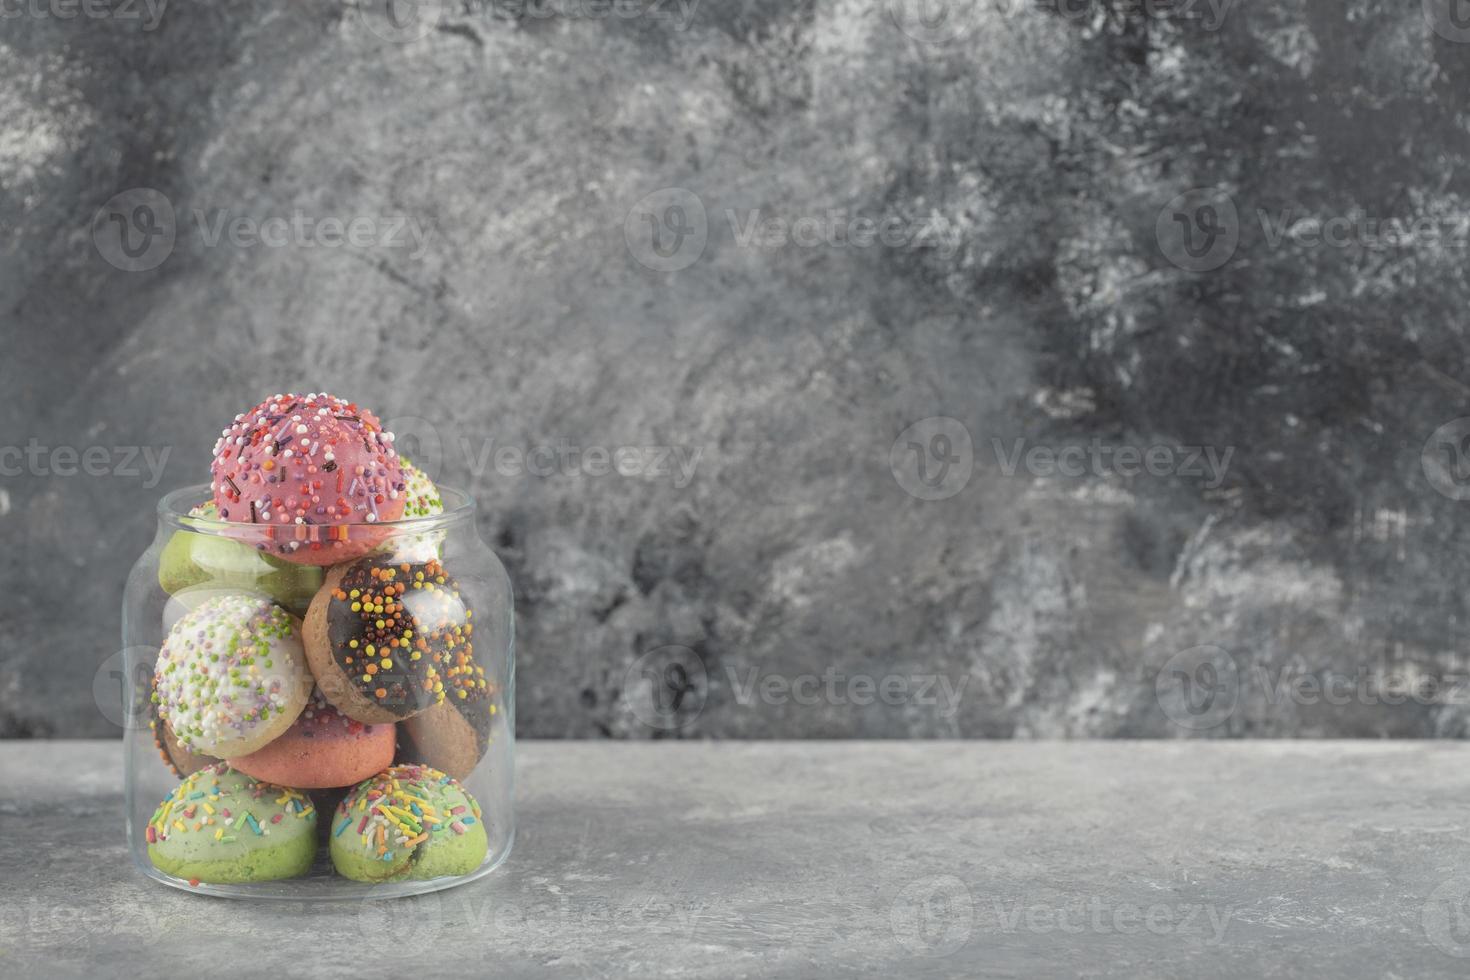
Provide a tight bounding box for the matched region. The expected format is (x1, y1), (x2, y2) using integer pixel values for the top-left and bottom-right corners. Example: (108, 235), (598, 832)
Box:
(133, 830), (514, 901)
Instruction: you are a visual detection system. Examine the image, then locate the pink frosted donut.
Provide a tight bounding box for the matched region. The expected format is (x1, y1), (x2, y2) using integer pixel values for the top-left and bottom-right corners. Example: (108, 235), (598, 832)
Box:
(231, 689), (396, 789)
(211, 393), (407, 566)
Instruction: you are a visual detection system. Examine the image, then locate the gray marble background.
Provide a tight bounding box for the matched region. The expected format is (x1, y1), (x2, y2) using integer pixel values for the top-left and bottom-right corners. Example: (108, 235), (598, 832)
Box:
(4, 0), (1470, 739)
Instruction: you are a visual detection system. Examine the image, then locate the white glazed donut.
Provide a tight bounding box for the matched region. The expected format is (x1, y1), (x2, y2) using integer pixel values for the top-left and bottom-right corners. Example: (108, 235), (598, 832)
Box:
(153, 593), (311, 758)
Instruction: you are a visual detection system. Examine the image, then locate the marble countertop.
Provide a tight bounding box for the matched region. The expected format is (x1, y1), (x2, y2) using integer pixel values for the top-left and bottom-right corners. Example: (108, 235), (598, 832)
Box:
(4, 740), (1469, 978)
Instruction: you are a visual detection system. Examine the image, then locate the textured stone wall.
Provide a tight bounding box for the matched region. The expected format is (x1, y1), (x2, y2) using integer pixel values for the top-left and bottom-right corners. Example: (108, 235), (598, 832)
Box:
(5, 0), (1470, 738)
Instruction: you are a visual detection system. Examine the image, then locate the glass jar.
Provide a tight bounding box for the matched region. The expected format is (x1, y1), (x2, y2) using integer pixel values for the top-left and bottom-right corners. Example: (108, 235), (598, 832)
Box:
(120, 484), (514, 899)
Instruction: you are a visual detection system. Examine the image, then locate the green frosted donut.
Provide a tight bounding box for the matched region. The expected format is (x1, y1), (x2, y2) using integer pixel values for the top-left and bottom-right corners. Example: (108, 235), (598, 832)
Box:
(329, 764), (487, 882)
(146, 764), (317, 883)
(158, 501), (323, 614)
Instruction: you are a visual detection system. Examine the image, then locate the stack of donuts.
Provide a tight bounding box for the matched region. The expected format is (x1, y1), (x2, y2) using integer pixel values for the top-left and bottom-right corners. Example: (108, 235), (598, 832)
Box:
(144, 392), (496, 885)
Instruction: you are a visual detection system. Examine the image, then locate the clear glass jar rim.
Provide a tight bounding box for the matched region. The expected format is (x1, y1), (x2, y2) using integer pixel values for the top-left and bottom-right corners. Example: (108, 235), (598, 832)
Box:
(156, 482), (477, 535)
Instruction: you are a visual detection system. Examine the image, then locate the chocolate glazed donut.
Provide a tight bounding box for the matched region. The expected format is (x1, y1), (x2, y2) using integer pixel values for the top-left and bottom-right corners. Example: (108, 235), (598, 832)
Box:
(303, 556), (475, 725)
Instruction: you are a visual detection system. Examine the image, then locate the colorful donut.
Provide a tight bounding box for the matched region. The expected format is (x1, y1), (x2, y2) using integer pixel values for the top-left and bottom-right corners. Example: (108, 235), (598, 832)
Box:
(210, 393), (406, 565)
(231, 688), (396, 789)
(377, 457), (445, 563)
(303, 557), (478, 724)
(329, 764), (487, 882)
(154, 593), (312, 758)
(158, 503), (323, 615)
(399, 458), (443, 519)
(146, 764), (317, 884)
